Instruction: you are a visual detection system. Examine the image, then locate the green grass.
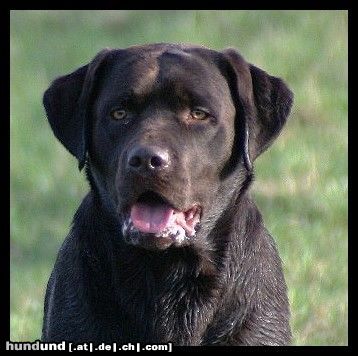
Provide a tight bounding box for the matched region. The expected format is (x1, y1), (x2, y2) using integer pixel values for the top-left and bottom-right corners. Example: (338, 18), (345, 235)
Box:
(10, 10), (348, 345)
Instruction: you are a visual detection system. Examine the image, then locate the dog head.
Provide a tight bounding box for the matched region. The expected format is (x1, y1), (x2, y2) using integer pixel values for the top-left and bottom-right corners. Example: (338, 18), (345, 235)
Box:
(44, 43), (293, 250)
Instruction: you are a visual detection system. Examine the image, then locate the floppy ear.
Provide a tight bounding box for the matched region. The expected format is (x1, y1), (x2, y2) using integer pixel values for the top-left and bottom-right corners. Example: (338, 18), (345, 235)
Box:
(43, 48), (112, 170)
(221, 49), (294, 169)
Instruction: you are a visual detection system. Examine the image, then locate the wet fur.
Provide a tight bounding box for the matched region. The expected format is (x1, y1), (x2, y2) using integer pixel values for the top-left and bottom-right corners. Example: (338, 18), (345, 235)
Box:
(42, 43), (293, 345)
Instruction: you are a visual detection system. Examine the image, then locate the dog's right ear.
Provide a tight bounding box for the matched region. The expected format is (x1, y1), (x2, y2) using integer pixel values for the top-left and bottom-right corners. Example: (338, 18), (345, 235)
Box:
(43, 48), (112, 170)
(221, 48), (293, 171)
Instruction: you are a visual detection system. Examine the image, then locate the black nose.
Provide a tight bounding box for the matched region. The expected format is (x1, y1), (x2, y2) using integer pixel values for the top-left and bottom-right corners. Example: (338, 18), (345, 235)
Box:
(127, 145), (170, 173)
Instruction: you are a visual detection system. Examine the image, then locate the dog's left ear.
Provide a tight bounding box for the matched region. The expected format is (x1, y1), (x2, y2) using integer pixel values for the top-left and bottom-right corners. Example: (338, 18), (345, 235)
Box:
(221, 48), (294, 169)
(43, 48), (112, 170)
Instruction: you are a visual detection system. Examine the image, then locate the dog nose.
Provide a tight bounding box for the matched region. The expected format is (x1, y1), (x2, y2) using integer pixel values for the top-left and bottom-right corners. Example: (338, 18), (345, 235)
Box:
(127, 146), (170, 173)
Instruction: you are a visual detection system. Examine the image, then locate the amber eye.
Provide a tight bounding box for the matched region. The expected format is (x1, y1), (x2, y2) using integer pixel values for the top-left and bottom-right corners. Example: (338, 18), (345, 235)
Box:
(191, 109), (209, 120)
(110, 109), (127, 120)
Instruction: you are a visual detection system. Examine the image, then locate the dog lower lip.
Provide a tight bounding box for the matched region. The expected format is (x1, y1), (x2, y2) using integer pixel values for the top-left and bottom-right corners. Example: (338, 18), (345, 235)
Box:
(121, 191), (201, 239)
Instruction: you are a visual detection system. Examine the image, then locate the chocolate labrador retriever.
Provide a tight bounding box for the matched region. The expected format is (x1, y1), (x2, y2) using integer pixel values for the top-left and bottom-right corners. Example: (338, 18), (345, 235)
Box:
(42, 43), (293, 346)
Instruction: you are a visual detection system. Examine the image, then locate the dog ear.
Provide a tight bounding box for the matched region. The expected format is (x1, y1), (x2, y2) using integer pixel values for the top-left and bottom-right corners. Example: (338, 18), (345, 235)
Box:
(43, 48), (112, 170)
(221, 48), (293, 169)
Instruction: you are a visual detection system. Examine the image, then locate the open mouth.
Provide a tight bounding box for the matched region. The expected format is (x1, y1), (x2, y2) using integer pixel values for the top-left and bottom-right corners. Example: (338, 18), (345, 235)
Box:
(122, 191), (201, 245)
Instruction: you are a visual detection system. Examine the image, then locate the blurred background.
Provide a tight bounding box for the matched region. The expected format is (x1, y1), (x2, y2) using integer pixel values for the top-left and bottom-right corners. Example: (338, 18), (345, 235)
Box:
(10, 10), (348, 345)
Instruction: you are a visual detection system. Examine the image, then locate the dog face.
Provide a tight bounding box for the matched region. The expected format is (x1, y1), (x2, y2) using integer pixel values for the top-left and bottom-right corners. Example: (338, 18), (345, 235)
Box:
(44, 43), (293, 250)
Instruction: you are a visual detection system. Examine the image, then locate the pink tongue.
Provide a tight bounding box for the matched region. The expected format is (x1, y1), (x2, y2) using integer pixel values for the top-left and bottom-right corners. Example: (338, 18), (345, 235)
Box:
(130, 203), (174, 234)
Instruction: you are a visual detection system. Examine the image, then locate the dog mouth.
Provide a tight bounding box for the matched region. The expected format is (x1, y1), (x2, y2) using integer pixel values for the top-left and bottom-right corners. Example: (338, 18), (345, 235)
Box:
(121, 191), (201, 247)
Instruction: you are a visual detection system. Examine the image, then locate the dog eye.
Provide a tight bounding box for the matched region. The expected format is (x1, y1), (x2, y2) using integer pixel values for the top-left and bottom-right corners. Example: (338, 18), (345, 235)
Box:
(190, 109), (209, 120)
(110, 109), (127, 120)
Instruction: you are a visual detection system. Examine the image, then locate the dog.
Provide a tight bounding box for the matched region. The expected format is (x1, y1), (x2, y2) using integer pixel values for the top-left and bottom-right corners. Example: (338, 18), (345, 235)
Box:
(42, 43), (293, 346)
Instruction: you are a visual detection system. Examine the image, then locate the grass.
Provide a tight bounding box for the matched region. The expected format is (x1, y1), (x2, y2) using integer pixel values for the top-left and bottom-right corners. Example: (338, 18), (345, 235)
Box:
(10, 10), (348, 345)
